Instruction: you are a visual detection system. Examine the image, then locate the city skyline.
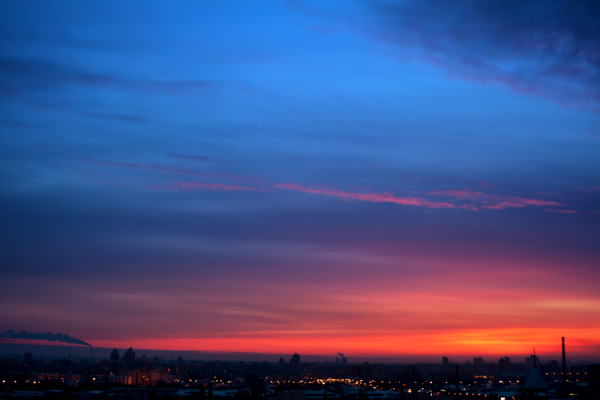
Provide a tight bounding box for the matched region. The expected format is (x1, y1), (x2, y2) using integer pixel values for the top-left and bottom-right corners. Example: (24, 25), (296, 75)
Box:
(0, 340), (595, 365)
(1, 1), (599, 360)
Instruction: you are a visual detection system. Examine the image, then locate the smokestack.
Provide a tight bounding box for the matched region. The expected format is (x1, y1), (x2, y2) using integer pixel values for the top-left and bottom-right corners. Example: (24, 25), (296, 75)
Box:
(0, 329), (92, 347)
(455, 365), (459, 396)
(562, 337), (567, 383)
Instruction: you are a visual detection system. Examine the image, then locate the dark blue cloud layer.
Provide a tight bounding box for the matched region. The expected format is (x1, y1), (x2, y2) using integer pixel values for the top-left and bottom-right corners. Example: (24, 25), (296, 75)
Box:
(318, 0), (600, 110)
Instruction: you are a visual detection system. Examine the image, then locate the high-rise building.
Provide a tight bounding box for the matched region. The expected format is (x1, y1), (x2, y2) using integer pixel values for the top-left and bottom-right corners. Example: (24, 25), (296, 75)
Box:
(123, 347), (136, 363)
(290, 353), (301, 372)
(498, 357), (511, 373)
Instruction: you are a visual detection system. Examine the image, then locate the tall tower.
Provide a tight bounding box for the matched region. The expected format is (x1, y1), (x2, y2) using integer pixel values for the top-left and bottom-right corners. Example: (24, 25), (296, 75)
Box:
(562, 337), (567, 383)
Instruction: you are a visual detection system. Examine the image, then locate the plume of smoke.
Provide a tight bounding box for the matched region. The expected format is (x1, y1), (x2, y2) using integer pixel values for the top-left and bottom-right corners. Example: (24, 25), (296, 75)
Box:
(0, 329), (91, 347)
(337, 353), (344, 358)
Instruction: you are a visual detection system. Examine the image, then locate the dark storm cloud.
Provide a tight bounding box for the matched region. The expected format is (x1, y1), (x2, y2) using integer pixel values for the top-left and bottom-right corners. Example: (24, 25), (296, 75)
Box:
(343, 0), (600, 110)
(0, 329), (91, 347)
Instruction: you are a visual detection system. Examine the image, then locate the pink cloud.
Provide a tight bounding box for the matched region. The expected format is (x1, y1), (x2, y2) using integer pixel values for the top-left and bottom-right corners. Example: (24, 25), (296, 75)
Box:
(431, 188), (566, 210)
(547, 209), (578, 214)
(156, 181), (267, 192)
(430, 188), (485, 199)
(274, 183), (457, 209)
(84, 158), (573, 213)
(575, 186), (600, 191)
(275, 184), (571, 212)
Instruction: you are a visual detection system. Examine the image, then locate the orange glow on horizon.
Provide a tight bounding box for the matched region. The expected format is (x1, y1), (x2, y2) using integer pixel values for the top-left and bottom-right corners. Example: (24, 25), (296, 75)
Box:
(88, 327), (600, 360)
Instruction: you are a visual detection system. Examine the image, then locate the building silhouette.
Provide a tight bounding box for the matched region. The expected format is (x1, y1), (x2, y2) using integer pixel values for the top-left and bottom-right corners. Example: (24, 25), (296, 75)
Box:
(123, 347), (136, 364)
(290, 353), (301, 373)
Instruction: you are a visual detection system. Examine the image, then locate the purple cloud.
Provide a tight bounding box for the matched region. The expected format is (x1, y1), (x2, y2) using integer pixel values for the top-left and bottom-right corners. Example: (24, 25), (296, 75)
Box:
(430, 188), (566, 210)
(156, 181), (267, 192)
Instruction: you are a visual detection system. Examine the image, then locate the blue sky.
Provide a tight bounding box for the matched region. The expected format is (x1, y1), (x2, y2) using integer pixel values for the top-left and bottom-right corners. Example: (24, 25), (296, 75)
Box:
(1, 1), (599, 359)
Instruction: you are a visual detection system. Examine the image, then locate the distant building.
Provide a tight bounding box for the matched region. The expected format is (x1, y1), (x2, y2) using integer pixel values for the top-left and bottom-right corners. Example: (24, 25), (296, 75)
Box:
(280, 389), (306, 400)
(522, 368), (550, 397)
(371, 363), (385, 380)
(290, 353), (301, 373)
(110, 349), (120, 361)
(290, 353), (300, 366)
(526, 355), (541, 370)
(109, 375), (133, 385)
(174, 356), (189, 378)
(23, 352), (34, 370)
(405, 365), (417, 382)
(588, 364), (600, 391)
(119, 362), (171, 387)
(499, 357), (511, 373)
(546, 360), (559, 373)
(443, 357), (449, 369)
(123, 347), (136, 364)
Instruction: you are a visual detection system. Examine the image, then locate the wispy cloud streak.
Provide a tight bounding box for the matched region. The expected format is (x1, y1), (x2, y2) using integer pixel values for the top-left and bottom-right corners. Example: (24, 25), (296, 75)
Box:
(276, 183), (569, 212)
(83, 160), (572, 212)
(84, 159), (243, 180)
(275, 183), (457, 209)
(430, 188), (566, 210)
(156, 181), (267, 192)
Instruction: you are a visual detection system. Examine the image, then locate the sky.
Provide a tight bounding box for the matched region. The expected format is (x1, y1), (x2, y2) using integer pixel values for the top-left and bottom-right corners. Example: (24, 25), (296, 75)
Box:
(1, 0), (599, 363)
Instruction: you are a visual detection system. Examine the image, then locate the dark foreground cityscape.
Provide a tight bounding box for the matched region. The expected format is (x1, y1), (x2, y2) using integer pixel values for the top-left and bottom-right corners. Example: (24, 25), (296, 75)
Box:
(1, 339), (599, 400)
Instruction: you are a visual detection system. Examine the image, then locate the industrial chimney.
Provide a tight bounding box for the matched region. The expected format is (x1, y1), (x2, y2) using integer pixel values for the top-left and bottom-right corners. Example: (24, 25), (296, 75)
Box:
(562, 337), (567, 383)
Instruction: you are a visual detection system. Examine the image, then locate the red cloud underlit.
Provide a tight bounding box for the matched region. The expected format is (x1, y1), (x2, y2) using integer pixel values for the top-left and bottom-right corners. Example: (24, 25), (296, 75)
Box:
(274, 183), (457, 209)
(155, 181), (267, 192)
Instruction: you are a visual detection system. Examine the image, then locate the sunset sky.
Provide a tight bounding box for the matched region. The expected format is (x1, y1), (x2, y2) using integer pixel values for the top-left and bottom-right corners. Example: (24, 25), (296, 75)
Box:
(1, 1), (599, 362)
